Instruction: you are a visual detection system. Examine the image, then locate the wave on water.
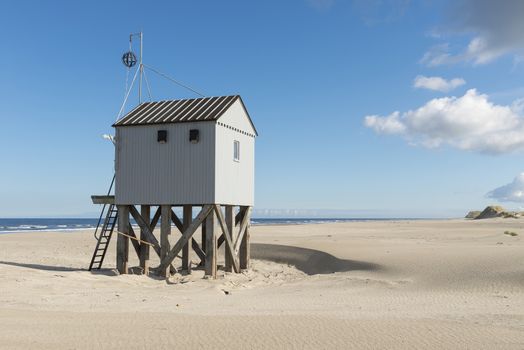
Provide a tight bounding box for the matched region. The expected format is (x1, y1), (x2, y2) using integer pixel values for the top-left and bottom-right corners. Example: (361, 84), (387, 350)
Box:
(0, 217), (415, 233)
(250, 218), (404, 225)
(0, 219), (98, 233)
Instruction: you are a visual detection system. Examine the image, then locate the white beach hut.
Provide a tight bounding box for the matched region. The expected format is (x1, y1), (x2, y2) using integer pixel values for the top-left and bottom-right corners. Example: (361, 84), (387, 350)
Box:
(90, 95), (257, 278)
(113, 95), (257, 206)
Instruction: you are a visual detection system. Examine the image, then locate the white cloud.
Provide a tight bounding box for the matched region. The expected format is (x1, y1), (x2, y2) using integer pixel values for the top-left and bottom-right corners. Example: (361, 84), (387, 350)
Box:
(487, 173), (524, 203)
(422, 0), (524, 66)
(364, 89), (524, 154)
(413, 75), (465, 92)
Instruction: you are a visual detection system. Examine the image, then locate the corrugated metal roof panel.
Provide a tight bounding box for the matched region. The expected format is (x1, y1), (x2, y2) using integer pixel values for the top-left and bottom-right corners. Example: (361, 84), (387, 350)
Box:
(114, 95), (241, 127)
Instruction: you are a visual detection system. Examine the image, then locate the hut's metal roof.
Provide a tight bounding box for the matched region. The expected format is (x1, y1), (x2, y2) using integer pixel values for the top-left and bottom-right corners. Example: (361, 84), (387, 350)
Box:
(113, 95), (257, 135)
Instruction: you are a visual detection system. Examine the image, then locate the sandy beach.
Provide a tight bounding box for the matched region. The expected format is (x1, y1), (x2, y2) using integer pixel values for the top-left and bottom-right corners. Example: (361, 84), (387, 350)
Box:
(0, 219), (523, 349)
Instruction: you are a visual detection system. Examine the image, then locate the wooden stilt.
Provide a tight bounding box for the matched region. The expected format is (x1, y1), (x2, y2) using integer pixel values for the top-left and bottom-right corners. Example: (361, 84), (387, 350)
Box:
(116, 205), (129, 274)
(200, 218), (207, 266)
(201, 219), (207, 253)
(239, 206), (251, 270)
(204, 209), (217, 278)
(224, 205), (234, 272)
(182, 205), (192, 271)
(160, 205), (171, 277)
(140, 205), (150, 275)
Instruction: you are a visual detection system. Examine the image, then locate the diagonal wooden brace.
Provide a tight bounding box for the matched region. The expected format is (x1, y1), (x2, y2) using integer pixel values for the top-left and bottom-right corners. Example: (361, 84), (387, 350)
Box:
(173, 209), (206, 265)
(191, 238), (206, 263)
(129, 206), (161, 255)
(129, 205), (176, 274)
(150, 207), (161, 232)
(158, 205), (213, 272)
(234, 207), (252, 253)
(170, 209), (184, 232)
(213, 205), (240, 273)
(127, 224), (141, 257)
(217, 209), (245, 248)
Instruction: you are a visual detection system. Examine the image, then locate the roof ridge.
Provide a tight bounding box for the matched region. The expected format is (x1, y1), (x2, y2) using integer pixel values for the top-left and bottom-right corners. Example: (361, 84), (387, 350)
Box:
(112, 95), (244, 128)
(147, 94), (239, 104)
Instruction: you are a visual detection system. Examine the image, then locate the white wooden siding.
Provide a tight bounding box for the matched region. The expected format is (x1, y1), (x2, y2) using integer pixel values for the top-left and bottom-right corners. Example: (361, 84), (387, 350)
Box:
(214, 100), (255, 206)
(115, 98), (255, 206)
(115, 121), (216, 205)
(218, 99), (257, 135)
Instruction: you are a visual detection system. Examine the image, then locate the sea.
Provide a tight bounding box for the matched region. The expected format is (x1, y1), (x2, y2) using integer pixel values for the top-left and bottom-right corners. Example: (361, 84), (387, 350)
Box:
(0, 217), (408, 233)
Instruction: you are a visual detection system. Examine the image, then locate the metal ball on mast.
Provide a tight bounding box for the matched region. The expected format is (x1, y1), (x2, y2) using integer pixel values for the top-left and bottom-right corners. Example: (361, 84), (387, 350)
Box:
(117, 31), (205, 121)
(122, 32), (143, 104)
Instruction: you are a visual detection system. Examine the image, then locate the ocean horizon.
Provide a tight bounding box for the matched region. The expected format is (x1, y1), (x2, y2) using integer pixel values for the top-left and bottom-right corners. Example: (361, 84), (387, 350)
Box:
(0, 217), (435, 233)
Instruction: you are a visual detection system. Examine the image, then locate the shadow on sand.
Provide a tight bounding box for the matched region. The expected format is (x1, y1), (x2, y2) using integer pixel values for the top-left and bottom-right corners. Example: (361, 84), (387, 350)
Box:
(0, 260), (84, 272)
(251, 243), (382, 275)
(0, 261), (119, 276)
(0, 245), (381, 277)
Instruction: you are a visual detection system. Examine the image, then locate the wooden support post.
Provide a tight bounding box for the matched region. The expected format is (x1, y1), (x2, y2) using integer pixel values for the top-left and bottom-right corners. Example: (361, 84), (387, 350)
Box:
(139, 205), (150, 275)
(204, 209), (217, 278)
(160, 205), (171, 277)
(182, 205), (192, 271)
(224, 205), (235, 272)
(201, 218), (207, 253)
(239, 206), (251, 270)
(200, 218), (206, 266)
(116, 205), (129, 274)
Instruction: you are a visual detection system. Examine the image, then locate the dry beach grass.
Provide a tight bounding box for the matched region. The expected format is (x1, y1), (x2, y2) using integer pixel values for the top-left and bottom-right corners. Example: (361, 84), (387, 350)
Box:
(0, 219), (523, 349)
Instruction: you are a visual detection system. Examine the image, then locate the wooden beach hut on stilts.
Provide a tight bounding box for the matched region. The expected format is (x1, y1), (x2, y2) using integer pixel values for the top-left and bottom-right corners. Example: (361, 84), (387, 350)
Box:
(89, 33), (257, 279)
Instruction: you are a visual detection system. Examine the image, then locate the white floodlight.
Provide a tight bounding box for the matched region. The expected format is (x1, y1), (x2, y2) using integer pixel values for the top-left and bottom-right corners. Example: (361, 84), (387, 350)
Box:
(102, 134), (116, 145)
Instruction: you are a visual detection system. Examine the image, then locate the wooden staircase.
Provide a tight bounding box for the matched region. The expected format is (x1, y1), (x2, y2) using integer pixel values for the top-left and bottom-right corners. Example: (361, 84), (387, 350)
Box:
(89, 204), (118, 270)
(89, 175), (117, 271)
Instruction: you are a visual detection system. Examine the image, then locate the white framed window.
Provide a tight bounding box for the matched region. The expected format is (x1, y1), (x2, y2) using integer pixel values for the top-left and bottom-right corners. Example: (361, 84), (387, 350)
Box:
(233, 140), (240, 162)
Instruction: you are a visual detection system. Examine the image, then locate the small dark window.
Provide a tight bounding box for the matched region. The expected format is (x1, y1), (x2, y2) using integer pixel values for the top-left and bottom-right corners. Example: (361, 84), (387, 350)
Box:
(234, 140), (240, 161)
(157, 130), (167, 143)
(189, 129), (199, 143)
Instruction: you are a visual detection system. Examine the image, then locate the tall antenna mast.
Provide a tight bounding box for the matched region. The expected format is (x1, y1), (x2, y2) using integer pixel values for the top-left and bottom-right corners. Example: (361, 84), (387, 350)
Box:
(138, 32), (143, 104)
(119, 31), (205, 113)
(122, 32), (144, 104)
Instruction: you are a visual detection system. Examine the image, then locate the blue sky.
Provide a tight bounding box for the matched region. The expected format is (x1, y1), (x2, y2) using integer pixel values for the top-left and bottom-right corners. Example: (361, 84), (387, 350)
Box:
(1, 0), (524, 218)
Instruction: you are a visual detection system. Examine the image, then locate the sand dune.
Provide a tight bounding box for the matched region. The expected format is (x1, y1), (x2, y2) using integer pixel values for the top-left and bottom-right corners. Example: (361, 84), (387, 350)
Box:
(0, 219), (523, 349)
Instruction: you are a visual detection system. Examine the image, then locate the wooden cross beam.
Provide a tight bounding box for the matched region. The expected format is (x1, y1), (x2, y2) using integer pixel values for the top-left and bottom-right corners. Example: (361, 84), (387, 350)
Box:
(127, 224), (141, 257)
(235, 210), (243, 225)
(217, 206), (250, 250)
(191, 239), (206, 262)
(170, 209), (183, 232)
(213, 205), (240, 273)
(150, 207), (161, 231)
(129, 206), (161, 255)
(129, 205), (176, 274)
(158, 205), (213, 272)
(172, 208), (206, 266)
(217, 208), (242, 248)
(218, 234), (225, 248)
(234, 207), (252, 254)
